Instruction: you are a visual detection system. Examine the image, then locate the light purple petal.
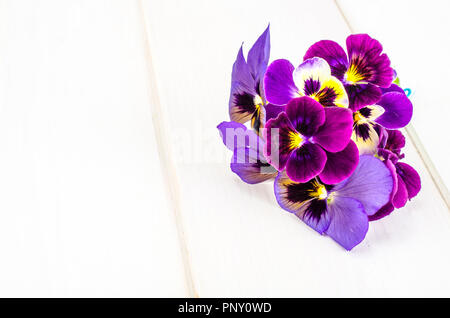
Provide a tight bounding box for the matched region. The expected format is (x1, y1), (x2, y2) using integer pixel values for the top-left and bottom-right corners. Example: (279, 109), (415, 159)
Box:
(319, 141), (359, 184)
(303, 40), (349, 81)
(263, 112), (296, 171)
(247, 25), (270, 83)
(285, 97), (325, 137)
(396, 162), (421, 199)
(312, 107), (353, 152)
(231, 45), (255, 91)
(325, 197), (368, 251)
(333, 155), (394, 216)
(375, 92), (413, 129)
(264, 59), (298, 105)
(285, 143), (327, 183)
(231, 147), (277, 184)
(217, 121), (260, 152)
(346, 34), (394, 87)
(345, 83), (382, 111)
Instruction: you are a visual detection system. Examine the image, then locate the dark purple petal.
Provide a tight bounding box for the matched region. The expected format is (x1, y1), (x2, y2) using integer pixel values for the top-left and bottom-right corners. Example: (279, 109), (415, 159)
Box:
(333, 155), (394, 216)
(392, 174), (408, 208)
(346, 34), (394, 87)
(312, 107), (353, 152)
(263, 112), (297, 171)
(285, 97), (325, 137)
(285, 143), (327, 183)
(217, 121), (260, 152)
(247, 25), (270, 84)
(345, 83), (382, 111)
(396, 162), (421, 199)
(264, 59), (298, 105)
(325, 197), (368, 251)
(369, 202), (395, 221)
(229, 81), (257, 123)
(319, 141), (359, 184)
(381, 83), (406, 95)
(231, 147), (277, 184)
(274, 173), (331, 233)
(384, 129), (406, 155)
(265, 103), (285, 122)
(303, 40), (349, 80)
(375, 92), (413, 129)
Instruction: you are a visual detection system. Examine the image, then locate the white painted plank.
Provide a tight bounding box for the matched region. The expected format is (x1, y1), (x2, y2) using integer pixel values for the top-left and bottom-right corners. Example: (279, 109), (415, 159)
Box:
(143, 0), (450, 296)
(0, 0), (186, 296)
(337, 0), (450, 202)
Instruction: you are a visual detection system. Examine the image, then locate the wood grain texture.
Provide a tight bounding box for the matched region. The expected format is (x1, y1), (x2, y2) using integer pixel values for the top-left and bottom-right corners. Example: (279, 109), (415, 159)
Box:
(142, 0), (450, 297)
(0, 0), (186, 296)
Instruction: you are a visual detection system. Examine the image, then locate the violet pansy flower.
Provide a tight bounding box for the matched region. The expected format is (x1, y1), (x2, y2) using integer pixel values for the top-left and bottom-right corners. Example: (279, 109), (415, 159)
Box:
(217, 121), (277, 184)
(304, 34), (394, 110)
(275, 155), (394, 250)
(370, 129), (421, 220)
(351, 87), (413, 154)
(264, 96), (358, 184)
(264, 57), (349, 108)
(229, 25), (271, 135)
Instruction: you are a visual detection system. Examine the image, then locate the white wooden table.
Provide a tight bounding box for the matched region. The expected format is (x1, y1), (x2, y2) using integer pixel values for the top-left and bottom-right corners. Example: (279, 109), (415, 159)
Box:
(0, 0), (448, 297)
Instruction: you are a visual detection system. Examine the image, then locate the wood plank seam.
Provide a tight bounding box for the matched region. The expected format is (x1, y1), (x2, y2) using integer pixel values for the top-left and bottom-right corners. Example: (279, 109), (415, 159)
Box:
(334, 0), (450, 210)
(137, 0), (198, 297)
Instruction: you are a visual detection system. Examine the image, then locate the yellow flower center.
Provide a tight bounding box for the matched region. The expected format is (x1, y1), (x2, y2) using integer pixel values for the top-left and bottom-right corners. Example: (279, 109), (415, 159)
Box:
(289, 131), (303, 149)
(345, 64), (365, 84)
(310, 180), (328, 200)
(253, 95), (264, 107)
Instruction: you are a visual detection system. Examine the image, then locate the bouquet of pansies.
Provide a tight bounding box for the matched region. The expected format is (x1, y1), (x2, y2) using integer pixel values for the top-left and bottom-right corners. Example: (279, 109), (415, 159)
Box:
(217, 26), (421, 250)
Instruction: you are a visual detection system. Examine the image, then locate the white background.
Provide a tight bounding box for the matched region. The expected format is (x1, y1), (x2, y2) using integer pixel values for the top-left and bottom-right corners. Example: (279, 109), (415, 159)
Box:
(0, 0), (448, 297)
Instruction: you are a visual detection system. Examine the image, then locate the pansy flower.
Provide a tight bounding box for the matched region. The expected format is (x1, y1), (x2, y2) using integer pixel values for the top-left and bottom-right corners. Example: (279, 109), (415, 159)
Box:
(352, 88), (413, 154)
(264, 96), (358, 184)
(229, 25), (271, 135)
(217, 121), (277, 184)
(264, 57), (349, 108)
(275, 155), (394, 250)
(370, 129), (421, 220)
(304, 34), (394, 110)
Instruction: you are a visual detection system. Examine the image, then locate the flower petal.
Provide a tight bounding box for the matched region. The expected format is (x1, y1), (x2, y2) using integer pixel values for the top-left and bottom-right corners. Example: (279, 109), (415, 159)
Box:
(265, 103), (285, 122)
(319, 140), (359, 184)
(396, 162), (421, 199)
(316, 76), (349, 107)
(264, 112), (297, 171)
(312, 107), (353, 152)
(285, 97), (325, 137)
(293, 57), (331, 95)
(352, 122), (380, 155)
(231, 45), (255, 91)
(285, 143), (327, 183)
(247, 25), (270, 83)
(346, 34), (394, 87)
(333, 155), (394, 216)
(380, 83), (406, 95)
(303, 40), (349, 80)
(231, 147), (277, 184)
(392, 174), (408, 208)
(217, 121), (260, 152)
(274, 172), (331, 233)
(229, 81), (257, 123)
(325, 197), (368, 251)
(264, 59), (298, 105)
(345, 83), (382, 111)
(375, 92), (413, 129)
(369, 202), (395, 221)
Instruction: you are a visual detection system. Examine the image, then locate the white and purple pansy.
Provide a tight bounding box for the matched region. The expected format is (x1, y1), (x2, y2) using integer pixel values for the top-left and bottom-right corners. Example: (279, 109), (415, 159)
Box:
(264, 57), (349, 108)
(264, 97), (358, 184)
(275, 155), (394, 250)
(304, 34), (394, 111)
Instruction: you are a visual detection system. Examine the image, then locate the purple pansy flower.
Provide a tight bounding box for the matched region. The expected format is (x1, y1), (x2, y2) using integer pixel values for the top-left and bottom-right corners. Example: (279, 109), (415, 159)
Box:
(264, 96), (358, 184)
(304, 34), (394, 110)
(217, 121), (277, 184)
(275, 155), (394, 250)
(264, 57), (349, 108)
(351, 87), (413, 154)
(370, 129), (421, 220)
(229, 25), (272, 135)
